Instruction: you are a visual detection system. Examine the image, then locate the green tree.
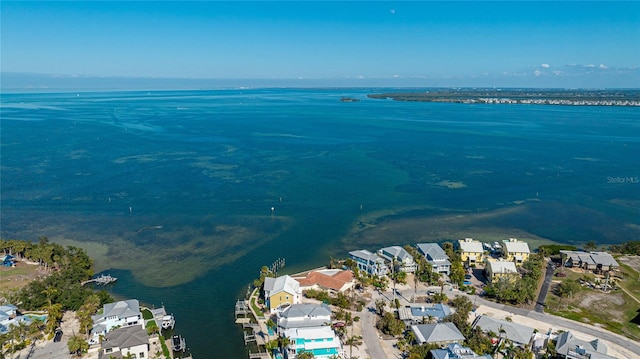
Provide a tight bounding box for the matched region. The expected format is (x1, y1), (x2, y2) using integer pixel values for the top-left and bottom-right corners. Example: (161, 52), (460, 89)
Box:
(68, 335), (88, 357)
(345, 334), (363, 358)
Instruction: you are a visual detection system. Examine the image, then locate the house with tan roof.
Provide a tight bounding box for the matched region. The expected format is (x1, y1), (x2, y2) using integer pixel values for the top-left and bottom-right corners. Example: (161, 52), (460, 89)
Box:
(264, 275), (301, 312)
(502, 238), (530, 266)
(457, 238), (484, 266)
(295, 269), (354, 293)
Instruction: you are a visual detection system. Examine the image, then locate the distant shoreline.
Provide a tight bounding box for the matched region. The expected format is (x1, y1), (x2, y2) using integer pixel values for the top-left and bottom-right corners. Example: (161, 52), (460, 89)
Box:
(368, 89), (640, 106)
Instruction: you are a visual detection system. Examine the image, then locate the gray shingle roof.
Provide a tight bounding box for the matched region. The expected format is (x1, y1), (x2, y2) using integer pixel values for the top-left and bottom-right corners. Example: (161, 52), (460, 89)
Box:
(411, 322), (465, 344)
(101, 325), (148, 350)
(278, 303), (332, 329)
(379, 246), (413, 262)
(472, 315), (534, 345)
(556, 331), (615, 359)
(416, 243), (449, 261)
(102, 299), (140, 320)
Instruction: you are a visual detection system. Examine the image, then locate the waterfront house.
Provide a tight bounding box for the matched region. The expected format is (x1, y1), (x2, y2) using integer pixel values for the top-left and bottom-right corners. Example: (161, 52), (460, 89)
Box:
(501, 238), (530, 266)
(276, 303), (332, 329)
(295, 269), (354, 293)
(398, 303), (452, 324)
(348, 249), (388, 277)
(99, 325), (149, 359)
(411, 322), (465, 346)
(560, 250), (619, 273)
(416, 243), (451, 275)
(91, 299), (143, 342)
(377, 246), (417, 273)
(472, 315), (534, 347)
(264, 275), (301, 312)
(430, 343), (493, 359)
(282, 326), (342, 359)
(555, 331), (616, 359)
(457, 238), (484, 267)
(484, 259), (519, 283)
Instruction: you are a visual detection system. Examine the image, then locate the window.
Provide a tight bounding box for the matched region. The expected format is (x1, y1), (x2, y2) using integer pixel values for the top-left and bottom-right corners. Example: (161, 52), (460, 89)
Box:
(105, 348), (112, 353)
(140, 352), (145, 358)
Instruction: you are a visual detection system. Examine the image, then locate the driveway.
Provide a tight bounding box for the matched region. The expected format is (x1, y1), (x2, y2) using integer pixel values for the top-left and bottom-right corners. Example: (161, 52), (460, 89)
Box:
(535, 261), (556, 312)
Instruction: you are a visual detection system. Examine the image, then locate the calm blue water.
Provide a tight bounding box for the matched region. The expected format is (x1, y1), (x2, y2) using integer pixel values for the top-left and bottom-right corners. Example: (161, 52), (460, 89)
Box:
(1, 89), (639, 357)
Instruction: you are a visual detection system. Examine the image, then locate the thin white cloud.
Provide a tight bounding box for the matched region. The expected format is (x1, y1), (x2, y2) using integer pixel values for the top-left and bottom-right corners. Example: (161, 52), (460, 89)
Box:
(541, 63), (550, 68)
(599, 64), (608, 69)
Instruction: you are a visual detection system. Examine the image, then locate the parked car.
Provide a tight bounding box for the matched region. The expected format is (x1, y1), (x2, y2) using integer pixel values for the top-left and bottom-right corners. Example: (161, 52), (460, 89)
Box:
(54, 329), (63, 342)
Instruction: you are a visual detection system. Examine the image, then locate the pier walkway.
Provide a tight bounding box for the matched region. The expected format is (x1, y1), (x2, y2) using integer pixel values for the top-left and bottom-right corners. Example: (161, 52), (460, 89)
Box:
(81, 274), (117, 286)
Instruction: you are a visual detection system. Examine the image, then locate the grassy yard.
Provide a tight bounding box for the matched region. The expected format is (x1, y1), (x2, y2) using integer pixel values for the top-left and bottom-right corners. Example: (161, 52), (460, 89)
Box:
(0, 261), (42, 297)
(545, 265), (640, 341)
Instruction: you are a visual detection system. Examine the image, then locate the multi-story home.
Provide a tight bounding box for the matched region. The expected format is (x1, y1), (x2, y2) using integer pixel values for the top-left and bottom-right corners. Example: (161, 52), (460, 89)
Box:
(555, 331), (616, 359)
(502, 238), (530, 266)
(100, 325), (149, 359)
(378, 246), (417, 273)
(264, 275), (301, 312)
(416, 243), (451, 275)
(282, 325), (342, 358)
(457, 238), (484, 267)
(484, 258), (519, 283)
(349, 249), (388, 277)
(278, 303), (343, 358)
(91, 299), (143, 342)
(277, 303), (332, 330)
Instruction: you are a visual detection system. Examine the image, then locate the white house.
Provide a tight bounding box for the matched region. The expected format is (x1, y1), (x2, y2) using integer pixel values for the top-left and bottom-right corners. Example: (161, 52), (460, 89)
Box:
(378, 246), (417, 273)
(416, 243), (451, 275)
(277, 303), (332, 329)
(349, 249), (388, 277)
(100, 325), (149, 359)
(91, 299), (143, 342)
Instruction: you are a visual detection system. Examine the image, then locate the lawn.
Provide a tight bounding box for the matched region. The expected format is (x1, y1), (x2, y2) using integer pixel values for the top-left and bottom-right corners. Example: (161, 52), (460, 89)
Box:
(545, 265), (640, 341)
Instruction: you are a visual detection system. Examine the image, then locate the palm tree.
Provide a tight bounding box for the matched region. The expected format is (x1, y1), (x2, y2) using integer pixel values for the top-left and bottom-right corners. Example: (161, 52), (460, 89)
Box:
(264, 339), (279, 358)
(278, 335), (291, 354)
(67, 335), (88, 357)
(345, 334), (362, 358)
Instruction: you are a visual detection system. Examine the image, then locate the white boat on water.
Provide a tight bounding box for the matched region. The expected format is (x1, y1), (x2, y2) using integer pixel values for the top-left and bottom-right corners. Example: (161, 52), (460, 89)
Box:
(171, 335), (186, 352)
(161, 314), (175, 330)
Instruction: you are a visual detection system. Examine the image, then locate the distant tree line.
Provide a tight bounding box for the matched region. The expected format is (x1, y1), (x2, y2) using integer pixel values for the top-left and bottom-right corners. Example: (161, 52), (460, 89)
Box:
(609, 240), (640, 255)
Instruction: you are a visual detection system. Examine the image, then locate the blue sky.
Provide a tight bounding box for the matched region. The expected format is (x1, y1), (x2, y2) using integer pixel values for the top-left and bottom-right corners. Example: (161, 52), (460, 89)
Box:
(2, 1), (639, 88)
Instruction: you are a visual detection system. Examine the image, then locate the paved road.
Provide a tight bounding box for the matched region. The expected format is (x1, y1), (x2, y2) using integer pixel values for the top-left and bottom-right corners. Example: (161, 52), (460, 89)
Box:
(360, 298), (388, 359)
(535, 262), (556, 313)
